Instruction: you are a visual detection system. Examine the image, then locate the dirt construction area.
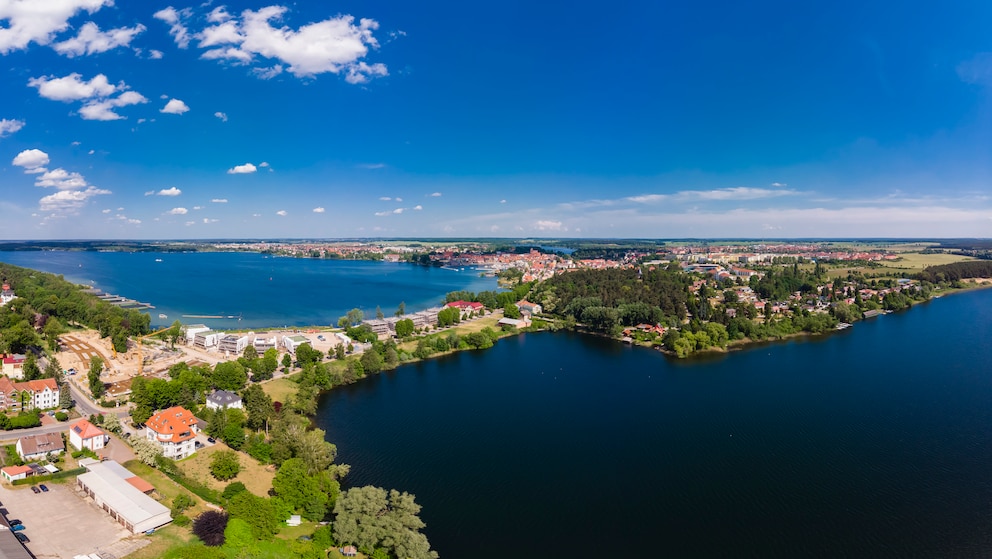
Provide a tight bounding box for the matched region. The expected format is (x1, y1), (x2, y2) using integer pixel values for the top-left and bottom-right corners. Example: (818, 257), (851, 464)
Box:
(0, 480), (148, 559)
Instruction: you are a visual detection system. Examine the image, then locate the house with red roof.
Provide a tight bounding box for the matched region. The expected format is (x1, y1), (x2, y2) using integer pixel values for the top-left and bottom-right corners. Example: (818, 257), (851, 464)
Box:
(1, 354), (25, 379)
(1, 465), (32, 483)
(70, 418), (107, 452)
(0, 377), (59, 412)
(145, 406), (200, 459)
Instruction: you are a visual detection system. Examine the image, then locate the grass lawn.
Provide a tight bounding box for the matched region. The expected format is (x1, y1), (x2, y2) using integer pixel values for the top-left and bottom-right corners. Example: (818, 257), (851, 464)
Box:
(398, 314), (503, 353)
(261, 374), (300, 404)
(824, 252), (975, 279)
(124, 459), (212, 517)
(127, 523), (197, 559)
(177, 445), (275, 498)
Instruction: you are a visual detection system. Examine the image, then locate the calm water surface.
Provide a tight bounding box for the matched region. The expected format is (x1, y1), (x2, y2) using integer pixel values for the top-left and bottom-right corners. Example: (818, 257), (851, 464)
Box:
(0, 251), (496, 329)
(316, 289), (992, 558)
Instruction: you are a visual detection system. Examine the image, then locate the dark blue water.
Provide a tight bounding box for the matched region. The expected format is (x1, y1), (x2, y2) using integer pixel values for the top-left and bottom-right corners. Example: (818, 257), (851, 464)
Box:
(316, 289), (992, 558)
(0, 251), (497, 330)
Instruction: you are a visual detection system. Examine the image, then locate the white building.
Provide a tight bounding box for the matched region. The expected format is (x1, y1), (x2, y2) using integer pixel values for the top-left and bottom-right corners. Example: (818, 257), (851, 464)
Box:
(0, 378), (59, 411)
(1, 354), (25, 379)
(76, 459), (171, 534)
(193, 330), (221, 350)
(205, 390), (243, 411)
(69, 418), (107, 452)
(282, 335), (310, 354)
(253, 334), (278, 352)
(16, 432), (65, 461)
(183, 324), (210, 344)
(218, 334), (250, 355)
(0, 283), (14, 306)
(145, 406), (199, 459)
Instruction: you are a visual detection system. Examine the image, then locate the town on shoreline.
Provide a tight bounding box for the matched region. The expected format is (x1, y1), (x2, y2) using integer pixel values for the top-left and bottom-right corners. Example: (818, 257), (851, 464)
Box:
(0, 238), (989, 558)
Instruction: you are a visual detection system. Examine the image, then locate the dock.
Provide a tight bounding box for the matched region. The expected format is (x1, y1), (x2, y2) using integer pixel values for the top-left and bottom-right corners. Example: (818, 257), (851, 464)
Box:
(83, 288), (155, 310)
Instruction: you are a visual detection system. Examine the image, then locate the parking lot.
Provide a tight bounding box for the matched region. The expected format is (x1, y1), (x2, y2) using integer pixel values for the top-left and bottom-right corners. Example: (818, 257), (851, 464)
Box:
(0, 480), (132, 558)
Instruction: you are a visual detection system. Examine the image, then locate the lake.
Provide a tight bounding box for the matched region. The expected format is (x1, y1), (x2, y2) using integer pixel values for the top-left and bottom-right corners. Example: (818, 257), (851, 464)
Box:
(0, 251), (497, 330)
(315, 288), (992, 558)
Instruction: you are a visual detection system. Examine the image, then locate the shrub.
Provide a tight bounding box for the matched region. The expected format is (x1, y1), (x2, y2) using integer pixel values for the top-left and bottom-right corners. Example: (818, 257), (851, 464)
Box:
(222, 481), (247, 501)
(192, 511), (228, 546)
(54, 411), (68, 421)
(172, 513), (190, 527)
(209, 450), (241, 481)
(172, 493), (195, 514)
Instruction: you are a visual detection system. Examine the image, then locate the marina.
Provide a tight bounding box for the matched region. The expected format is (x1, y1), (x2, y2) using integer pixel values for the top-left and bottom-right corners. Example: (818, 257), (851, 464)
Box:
(82, 288), (154, 310)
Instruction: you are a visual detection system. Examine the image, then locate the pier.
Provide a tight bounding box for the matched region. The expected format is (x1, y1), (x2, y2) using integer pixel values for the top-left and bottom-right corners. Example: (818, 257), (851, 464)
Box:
(82, 288), (155, 310)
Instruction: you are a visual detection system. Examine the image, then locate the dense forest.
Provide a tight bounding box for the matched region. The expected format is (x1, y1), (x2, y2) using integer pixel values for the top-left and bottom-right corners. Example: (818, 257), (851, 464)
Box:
(0, 263), (150, 354)
(917, 261), (992, 283)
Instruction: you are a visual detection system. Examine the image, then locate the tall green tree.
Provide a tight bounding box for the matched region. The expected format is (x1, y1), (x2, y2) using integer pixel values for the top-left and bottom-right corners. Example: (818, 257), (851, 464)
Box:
(243, 384), (274, 431)
(333, 486), (438, 559)
(395, 301), (406, 316)
(88, 355), (105, 399)
(21, 353), (40, 381)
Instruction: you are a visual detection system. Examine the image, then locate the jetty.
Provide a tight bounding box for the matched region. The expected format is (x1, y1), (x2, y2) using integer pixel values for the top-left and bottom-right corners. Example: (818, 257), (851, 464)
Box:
(83, 288), (154, 310)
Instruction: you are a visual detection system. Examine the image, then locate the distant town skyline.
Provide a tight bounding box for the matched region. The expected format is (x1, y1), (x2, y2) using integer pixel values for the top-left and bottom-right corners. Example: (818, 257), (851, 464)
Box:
(1, 1), (991, 239)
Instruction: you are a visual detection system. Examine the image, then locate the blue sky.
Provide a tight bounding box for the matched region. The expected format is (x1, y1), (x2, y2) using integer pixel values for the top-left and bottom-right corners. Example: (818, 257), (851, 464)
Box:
(1, 0), (990, 239)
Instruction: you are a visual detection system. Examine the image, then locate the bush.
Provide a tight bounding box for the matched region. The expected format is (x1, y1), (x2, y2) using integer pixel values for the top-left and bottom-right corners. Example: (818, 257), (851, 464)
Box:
(172, 513), (190, 527)
(54, 411), (68, 421)
(192, 510), (228, 546)
(11, 467), (86, 485)
(9, 414), (41, 429)
(222, 481), (247, 501)
(172, 493), (195, 514)
(209, 450), (241, 481)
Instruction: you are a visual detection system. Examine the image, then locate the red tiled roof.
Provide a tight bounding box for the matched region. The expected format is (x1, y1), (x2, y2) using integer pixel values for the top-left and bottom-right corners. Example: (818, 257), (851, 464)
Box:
(146, 406), (199, 443)
(125, 476), (155, 494)
(2, 465), (31, 476)
(71, 418), (104, 440)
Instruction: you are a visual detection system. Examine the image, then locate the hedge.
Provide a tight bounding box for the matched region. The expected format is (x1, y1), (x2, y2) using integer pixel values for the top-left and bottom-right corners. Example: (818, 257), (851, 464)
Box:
(12, 467), (86, 485)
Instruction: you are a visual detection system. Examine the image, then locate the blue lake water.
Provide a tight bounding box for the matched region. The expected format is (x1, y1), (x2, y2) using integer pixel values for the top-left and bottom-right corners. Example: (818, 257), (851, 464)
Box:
(0, 251), (497, 330)
(315, 288), (992, 558)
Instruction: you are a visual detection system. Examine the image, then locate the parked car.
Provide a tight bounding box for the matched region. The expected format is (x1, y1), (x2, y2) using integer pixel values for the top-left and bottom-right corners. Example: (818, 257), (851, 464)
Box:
(29, 486), (39, 494)
(14, 533), (27, 543)
(67, 368), (76, 375)
(6, 519), (21, 526)
(38, 484), (48, 492)
(207, 437), (216, 444)
(10, 524), (25, 532)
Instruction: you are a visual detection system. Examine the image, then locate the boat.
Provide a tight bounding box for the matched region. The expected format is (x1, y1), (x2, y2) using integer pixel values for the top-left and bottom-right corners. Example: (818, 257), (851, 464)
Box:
(155, 258), (163, 262)
(159, 313), (168, 319)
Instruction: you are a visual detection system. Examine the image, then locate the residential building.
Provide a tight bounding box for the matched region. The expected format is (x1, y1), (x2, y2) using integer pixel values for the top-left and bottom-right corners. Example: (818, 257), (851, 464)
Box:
(252, 334), (277, 352)
(218, 333), (250, 355)
(145, 406), (199, 459)
(76, 459), (171, 534)
(193, 330), (221, 350)
(16, 432), (65, 461)
(1, 354), (25, 379)
(363, 318), (396, 336)
(0, 283), (14, 306)
(282, 335), (310, 354)
(0, 378), (59, 412)
(516, 300), (543, 315)
(205, 390), (243, 411)
(70, 418), (107, 452)
(409, 307), (441, 328)
(183, 324), (211, 344)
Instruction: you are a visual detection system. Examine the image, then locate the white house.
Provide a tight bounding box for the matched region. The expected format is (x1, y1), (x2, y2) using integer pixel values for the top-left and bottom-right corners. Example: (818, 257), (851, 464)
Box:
(145, 406), (199, 459)
(16, 432), (65, 461)
(1, 465), (31, 483)
(0, 378), (59, 412)
(282, 335), (310, 354)
(205, 390), (243, 411)
(193, 330), (221, 350)
(1, 354), (25, 379)
(253, 334), (278, 352)
(183, 324), (210, 344)
(0, 283), (14, 306)
(70, 418), (107, 452)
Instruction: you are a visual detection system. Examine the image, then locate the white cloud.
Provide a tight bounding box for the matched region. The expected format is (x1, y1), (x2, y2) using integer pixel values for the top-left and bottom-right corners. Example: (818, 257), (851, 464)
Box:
(358, 163), (386, 169)
(771, 182), (788, 187)
(313, 207), (325, 213)
(392, 208), (403, 214)
(153, 6), (193, 48)
(185, 221), (195, 226)
(258, 161), (269, 167)
(214, 111), (228, 121)
(681, 187), (796, 201)
(183, 6), (388, 82)
(53, 22), (146, 57)
(0, 119), (25, 138)
(252, 213), (261, 217)
(379, 196), (391, 201)
(211, 198), (228, 203)
(39, 186), (110, 212)
(374, 210), (390, 216)
(12, 149), (49, 171)
(500, 199), (506, 203)
(413, 205), (422, 210)
(28, 73), (115, 101)
(227, 163), (257, 174)
(203, 217), (218, 223)
(156, 187), (182, 196)
(396, 197), (403, 202)
(167, 207), (188, 215)
(0, 0), (111, 54)
(144, 190), (154, 196)
(534, 220), (564, 231)
(430, 192), (441, 197)
(276, 210), (287, 216)
(148, 49), (163, 59)
(160, 98), (190, 114)
(102, 208), (110, 213)
(87, 149), (95, 154)
(79, 90), (148, 121)
(192, 206), (202, 210)
(35, 168), (88, 189)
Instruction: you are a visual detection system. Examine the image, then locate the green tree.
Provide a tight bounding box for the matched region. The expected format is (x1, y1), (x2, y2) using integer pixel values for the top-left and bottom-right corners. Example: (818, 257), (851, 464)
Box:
(210, 450), (242, 481)
(375, 306), (384, 319)
(273, 457), (337, 521)
(243, 384), (274, 431)
(43, 317), (65, 352)
(346, 308), (364, 327)
(226, 492), (281, 540)
(103, 413), (122, 435)
(360, 350), (383, 375)
(333, 486), (438, 559)
(88, 355), (105, 398)
(281, 353), (292, 371)
(335, 343), (346, 360)
(211, 361), (247, 392)
(503, 303), (521, 319)
(242, 344), (258, 361)
(131, 437), (162, 466)
(394, 319), (415, 338)
(395, 301), (406, 316)
(21, 353), (40, 381)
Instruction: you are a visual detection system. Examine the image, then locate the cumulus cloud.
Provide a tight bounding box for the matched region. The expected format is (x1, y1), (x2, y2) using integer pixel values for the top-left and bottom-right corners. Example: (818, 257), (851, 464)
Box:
(413, 205), (422, 210)
(500, 199), (507, 204)
(160, 98), (190, 114)
(166, 207), (188, 215)
(533, 220), (565, 231)
(79, 90), (148, 121)
(276, 210), (287, 216)
(313, 207), (325, 213)
(178, 6), (388, 82)
(214, 111), (228, 121)
(28, 73), (115, 101)
(12, 149), (50, 171)
(771, 182), (788, 187)
(211, 198), (228, 203)
(227, 162), (257, 174)
(35, 168), (88, 189)
(258, 161), (270, 167)
(0, 119), (25, 138)
(148, 49), (163, 59)
(153, 6), (193, 48)
(203, 217), (218, 223)
(156, 187), (182, 196)
(53, 22), (145, 57)
(430, 192), (441, 197)
(39, 186), (110, 212)
(358, 163), (386, 169)
(0, 0), (112, 54)
(102, 208), (110, 213)
(193, 206), (202, 210)
(379, 196), (391, 201)
(958, 53), (992, 86)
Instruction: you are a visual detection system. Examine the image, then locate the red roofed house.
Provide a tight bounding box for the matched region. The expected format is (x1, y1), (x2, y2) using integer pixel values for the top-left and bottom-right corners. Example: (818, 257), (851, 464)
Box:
(145, 406), (200, 459)
(1, 465), (32, 483)
(0, 377), (59, 412)
(444, 300), (484, 318)
(70, 418), (107, 452)
(1, 354), (25, 379)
